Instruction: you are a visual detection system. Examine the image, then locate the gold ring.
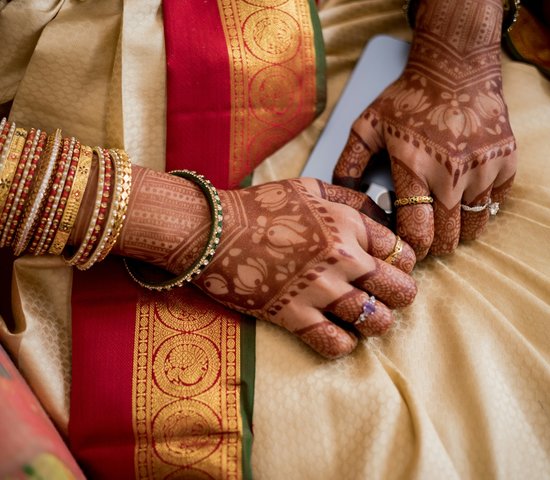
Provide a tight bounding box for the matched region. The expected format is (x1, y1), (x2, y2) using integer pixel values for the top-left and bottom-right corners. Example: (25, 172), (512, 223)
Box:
(394, 195), (433, 207)
(384, 236), (403, 265)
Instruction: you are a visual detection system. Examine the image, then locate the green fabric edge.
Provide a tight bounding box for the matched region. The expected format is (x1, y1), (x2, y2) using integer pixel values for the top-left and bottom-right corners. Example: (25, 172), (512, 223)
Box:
(308, 0), (327, 118)
(240, 315), (256, 480)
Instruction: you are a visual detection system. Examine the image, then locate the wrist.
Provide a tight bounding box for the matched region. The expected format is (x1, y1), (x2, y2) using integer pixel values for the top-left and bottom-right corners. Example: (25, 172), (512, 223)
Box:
(406, 0), (511, 41)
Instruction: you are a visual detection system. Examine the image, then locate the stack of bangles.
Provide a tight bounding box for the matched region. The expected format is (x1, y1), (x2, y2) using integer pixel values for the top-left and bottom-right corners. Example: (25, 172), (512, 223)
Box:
(0, 117), (223, 284)
(0, 117), (131, 268)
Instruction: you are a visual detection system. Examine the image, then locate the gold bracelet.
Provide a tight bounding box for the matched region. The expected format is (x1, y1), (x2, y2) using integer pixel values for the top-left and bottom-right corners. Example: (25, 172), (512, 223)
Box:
(49, 144), (93, 255)
(77, 148), (132, 270)
(0, 127), (27, 214)
(14, 129), (62, 256)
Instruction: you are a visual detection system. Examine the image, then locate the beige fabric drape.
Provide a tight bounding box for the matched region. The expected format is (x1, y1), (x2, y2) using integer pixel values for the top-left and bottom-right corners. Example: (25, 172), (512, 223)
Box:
(0, 0), (166, 432)
(1, 0), (549, 478)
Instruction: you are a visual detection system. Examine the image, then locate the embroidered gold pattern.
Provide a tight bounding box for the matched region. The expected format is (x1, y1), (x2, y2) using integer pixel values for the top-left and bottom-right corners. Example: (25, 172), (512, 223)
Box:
(133, 289), (242, 479)
(217, 0), (318, 186)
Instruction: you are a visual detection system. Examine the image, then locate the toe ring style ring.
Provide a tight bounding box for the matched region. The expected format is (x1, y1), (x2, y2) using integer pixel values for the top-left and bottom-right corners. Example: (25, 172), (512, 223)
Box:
(355, 296), (376, 325)
(385, 236), (403, 265)
(461, 198), (500, 216)
(394, 195), (433, 207)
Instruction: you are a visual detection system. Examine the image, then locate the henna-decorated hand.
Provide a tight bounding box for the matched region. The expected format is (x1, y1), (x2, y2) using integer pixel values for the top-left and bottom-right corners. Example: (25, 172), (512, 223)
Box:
(190, 179), (417, 359)
(112, 168), (416, 358)
(333, 0), (517, 259)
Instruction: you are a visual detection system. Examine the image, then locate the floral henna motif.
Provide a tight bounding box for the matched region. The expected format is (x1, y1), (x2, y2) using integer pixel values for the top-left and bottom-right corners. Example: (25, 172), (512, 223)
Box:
(194, 180), (339, 319)
(294, 321), (357, 359)
(368, 0), (516, 185)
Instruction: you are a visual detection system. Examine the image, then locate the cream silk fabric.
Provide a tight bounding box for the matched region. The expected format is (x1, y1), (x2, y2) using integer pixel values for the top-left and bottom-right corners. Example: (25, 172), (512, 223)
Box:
(1, 0), (549, 478)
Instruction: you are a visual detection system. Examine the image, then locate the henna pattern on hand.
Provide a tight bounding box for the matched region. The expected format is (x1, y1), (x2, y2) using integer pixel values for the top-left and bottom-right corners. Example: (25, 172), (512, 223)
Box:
(431, 198), (461, 254)
(316, 179), (390, 227)
(460, 184), (492, 241)
(354, 262), (417, 309)
(294, 321), (357, 359)
(334, 0), (517, 257)
(115, 167), (211, 272)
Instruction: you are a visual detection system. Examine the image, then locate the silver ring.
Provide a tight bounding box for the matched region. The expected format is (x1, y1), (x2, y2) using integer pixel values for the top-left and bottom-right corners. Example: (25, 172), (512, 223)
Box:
(461, 198), (500, 216)
(355, 296), (376, 325)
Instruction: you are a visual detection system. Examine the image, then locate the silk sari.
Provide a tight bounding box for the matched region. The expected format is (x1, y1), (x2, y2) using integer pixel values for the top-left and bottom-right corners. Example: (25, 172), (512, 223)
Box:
(67, 1), (325, 478)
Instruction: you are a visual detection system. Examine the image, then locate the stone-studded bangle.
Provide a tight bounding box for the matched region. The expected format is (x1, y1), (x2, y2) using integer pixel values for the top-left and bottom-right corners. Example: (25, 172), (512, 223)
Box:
(64, 147), (111, 266)
(124, 169), (223, 291)
(0, 128), (37, 247)
(13, 129), (63, 256)
(33, 137), (77, 255)
(403, 0), (520, 33)
(48, 144), (93, 255)
(0, 127), (27, 214)
(38, 139), (80, 255)
(27, 136), (70, 254)
(502, 0), (521, 34)
(77, 148), (132, 270)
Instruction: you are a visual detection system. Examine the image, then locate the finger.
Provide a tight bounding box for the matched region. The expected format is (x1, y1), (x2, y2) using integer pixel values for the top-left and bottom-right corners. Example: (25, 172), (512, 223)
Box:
(353, 257), (417, 309)
(391, 156), (434, 260)
(332, 111), (383, 190)
(315, 180), (390, 227)
(323, 288), (394, 337)
(359, 214), (416, 273)
(460, 185), (492, 241)
(491, 172), (516, 204)
(490, 145), (517, 202)
(292, 308), (358, 359)
(430, 198), (461, 255)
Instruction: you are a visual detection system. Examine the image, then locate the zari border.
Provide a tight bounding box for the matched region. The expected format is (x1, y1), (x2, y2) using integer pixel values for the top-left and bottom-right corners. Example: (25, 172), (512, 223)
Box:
(132, 288), (245, 479)
(216, 0), (323, 187)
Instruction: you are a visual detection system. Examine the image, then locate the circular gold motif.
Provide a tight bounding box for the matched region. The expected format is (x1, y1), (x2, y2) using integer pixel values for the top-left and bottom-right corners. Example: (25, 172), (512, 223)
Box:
(153, 399), (222, 466)
(153, 333), (221, 397)
(243, 9), (300, 63)
(250, 66), (301, 125)
(155, 290), (218, 332)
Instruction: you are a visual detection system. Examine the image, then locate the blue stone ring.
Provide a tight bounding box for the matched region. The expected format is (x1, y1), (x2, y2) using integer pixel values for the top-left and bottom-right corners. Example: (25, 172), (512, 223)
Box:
(355, 296), (376, 325)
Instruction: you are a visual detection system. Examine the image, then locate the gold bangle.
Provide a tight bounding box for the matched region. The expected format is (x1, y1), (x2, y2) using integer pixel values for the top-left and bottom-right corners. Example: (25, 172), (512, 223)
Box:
(14, 129), (62, 256)
(49, 144), (93, 255)
(0, 127), (27, 214)
(503, 0), (521, 34)
(77, 148), (132, 269)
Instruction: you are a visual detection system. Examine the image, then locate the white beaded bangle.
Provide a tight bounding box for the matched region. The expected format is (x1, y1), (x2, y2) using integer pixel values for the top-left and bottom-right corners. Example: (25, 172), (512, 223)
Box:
(34, 137), (77, 255)
(64, 146), (107, 266)
(14, 129), (62, 256)
(77, 148), (131, 270)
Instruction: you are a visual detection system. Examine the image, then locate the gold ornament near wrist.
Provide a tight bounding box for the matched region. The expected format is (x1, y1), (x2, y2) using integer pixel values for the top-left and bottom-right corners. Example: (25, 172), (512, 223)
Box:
(124, 169), (224, 291)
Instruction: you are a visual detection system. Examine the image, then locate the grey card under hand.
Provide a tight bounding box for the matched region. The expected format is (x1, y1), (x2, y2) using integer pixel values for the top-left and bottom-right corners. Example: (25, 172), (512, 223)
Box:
(302, 35), (410, 212)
